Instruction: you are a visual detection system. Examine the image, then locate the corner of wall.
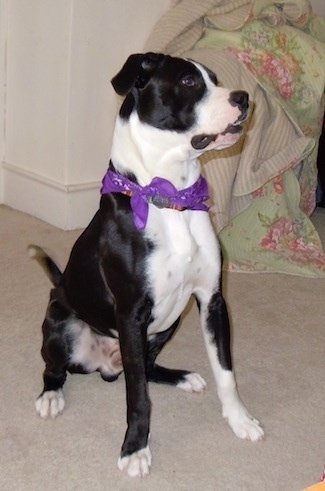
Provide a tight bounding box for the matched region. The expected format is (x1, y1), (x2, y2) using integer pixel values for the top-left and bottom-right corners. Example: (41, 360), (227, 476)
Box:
(2, 162), (100, 229)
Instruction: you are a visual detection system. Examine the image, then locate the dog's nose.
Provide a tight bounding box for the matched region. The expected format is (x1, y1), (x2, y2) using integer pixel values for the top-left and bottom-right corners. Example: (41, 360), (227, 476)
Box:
(229, 90), (249, 109)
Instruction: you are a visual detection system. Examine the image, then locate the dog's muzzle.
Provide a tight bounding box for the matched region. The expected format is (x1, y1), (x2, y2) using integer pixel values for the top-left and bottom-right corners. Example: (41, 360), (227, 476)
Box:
(191, 90), (249, 150)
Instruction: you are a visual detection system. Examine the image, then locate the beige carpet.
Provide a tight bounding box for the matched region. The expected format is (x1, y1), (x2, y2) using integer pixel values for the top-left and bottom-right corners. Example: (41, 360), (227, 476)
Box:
(1, 204), (325, 491)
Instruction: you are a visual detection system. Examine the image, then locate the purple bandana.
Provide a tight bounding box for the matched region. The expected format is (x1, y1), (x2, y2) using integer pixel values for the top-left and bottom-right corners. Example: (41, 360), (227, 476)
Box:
(100, 169), (210, 230)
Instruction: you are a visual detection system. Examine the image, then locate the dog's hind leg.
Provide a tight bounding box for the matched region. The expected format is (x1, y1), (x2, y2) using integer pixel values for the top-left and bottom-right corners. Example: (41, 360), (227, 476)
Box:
(146, 319), (207, 393)
(197, 290), (264, 442)
(35, 300), (71, 419)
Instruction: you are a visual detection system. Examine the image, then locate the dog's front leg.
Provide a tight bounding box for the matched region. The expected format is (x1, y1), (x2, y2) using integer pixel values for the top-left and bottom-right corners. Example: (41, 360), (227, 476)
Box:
(117, 309), (152, 478)
(198, 290), (264, 441)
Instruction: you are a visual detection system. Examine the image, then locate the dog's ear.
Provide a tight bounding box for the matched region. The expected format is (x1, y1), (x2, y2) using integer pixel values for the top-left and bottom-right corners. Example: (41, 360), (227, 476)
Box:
(111, 52), (163, 95)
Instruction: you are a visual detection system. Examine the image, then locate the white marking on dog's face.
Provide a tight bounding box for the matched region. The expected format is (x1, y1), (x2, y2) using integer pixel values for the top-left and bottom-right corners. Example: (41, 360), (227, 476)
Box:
(189, 61), (247, 151)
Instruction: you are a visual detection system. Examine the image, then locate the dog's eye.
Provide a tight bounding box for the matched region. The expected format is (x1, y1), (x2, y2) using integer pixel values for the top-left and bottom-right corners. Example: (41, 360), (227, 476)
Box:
(180, 76), (196, 87)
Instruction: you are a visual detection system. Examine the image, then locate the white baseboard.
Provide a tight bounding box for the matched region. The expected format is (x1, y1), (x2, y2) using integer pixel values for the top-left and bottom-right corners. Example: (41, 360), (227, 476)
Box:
(2, 162), (101, 230)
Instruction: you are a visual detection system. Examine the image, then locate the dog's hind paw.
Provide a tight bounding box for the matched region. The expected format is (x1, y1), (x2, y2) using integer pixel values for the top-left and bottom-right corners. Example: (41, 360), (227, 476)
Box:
(117, 446), (152, 477)
(35, 390), (65, 419)
(176, 372), (207, 393)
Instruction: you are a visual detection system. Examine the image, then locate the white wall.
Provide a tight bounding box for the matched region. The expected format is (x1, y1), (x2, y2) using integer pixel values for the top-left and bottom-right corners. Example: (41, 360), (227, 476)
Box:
(0, 0), (171, 229)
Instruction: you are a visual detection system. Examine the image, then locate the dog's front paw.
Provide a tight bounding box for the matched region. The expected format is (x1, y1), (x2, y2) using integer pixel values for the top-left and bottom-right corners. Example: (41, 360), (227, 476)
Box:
(176, 372), (207, 393)
(223, 401), (264, 442)
(117, 446), (152, 477)
(35, 390), (65, 419)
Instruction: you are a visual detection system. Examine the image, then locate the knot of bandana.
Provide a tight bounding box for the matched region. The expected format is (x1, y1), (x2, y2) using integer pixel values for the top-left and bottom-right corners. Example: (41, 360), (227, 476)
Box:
(100, 168), (210, 230)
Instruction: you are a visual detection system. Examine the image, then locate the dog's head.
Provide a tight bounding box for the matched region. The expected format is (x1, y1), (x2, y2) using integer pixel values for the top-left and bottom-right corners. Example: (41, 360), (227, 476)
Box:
(111, 53), (248, 153)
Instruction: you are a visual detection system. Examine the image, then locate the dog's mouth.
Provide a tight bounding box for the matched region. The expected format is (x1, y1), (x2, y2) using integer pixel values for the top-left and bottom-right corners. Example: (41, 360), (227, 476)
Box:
(191, 111), (247, 151)
(191, 125), (242, 150)
(191, 133), (219, 150)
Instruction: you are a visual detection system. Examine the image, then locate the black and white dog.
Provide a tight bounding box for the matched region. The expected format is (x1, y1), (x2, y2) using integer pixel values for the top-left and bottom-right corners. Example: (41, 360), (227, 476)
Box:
(29, 52), (263, 477)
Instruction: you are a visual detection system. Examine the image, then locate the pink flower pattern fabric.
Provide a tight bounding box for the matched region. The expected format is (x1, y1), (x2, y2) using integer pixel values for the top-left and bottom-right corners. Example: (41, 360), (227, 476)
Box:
(196, 0), (325, 276)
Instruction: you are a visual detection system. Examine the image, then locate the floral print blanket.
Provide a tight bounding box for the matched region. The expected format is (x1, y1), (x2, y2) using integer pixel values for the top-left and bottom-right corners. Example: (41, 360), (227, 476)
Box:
(145, 0), (325, 276)
(196, 0), (325, 277)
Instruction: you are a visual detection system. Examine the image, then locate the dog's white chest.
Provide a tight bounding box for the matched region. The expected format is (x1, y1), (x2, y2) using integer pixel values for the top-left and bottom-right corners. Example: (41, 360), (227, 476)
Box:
(145, 208), (220, 334)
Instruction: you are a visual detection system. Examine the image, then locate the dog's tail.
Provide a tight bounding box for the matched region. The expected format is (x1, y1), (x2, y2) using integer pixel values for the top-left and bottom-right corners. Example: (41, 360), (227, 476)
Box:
(27, 245), (62, 287)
